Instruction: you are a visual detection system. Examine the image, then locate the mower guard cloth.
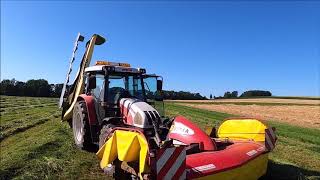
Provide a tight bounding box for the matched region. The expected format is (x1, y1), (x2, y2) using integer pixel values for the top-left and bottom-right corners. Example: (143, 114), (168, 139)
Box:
(217, 118), (267, 142)
(193, 153), (268, 180)
(96, 130), (149, 174)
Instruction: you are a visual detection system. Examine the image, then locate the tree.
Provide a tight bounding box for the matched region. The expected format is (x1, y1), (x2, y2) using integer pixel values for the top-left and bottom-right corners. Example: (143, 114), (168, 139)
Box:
(162, 90), (207, 100)
(231, 91), (238, 98)
(210, 94), (213, 99)
(14, 81), (26, 96)
(224, 91), (232, 98)
(0, 79), (24, 96)
(51, 83), (63, 97)
(240, 90), (272, 97)
(0, 79), (13, 95)
(25, 79), (51, 97)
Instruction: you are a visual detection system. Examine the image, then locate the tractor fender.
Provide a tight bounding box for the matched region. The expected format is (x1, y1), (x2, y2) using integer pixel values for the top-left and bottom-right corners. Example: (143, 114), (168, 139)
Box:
(77, 94), (97, 125)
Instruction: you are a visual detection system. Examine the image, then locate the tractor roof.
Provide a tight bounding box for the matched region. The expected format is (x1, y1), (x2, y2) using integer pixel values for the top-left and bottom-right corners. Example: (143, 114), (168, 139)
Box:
(84, 61), (144, 74)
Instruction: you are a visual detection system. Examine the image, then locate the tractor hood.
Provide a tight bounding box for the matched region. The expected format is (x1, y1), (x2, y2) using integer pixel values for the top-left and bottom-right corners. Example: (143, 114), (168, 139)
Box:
(120, 98), (161, 129)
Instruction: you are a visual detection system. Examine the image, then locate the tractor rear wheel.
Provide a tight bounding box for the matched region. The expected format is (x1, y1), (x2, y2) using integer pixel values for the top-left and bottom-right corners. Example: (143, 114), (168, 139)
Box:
(72, 101), (94, 150)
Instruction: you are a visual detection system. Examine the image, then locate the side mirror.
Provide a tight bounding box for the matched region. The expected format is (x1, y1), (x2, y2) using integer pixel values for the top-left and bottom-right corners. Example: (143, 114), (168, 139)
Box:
(157, 80), (163, 91)
(88, 75), (96, 89)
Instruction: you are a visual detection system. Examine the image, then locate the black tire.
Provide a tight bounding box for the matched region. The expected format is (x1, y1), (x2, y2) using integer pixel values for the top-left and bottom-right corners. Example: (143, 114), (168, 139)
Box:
(72, 101), (94, 150)
(99, 124), (115, 148)
(99, 124), (116, 177)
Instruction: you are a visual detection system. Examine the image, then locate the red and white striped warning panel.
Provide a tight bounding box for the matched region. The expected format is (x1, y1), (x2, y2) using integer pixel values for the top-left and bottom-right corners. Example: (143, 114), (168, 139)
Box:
(265, 127), (277, 151)
(156, 146), (186, 180)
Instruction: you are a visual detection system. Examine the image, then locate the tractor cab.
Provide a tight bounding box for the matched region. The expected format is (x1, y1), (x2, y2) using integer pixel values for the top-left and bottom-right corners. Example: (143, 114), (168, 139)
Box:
(60, 34), (169, 152)
(84, 61), (164, 124)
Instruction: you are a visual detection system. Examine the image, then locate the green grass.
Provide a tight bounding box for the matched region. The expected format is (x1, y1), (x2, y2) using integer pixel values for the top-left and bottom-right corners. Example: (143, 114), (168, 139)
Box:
(1, 96), (319, 179)
(0, 96), (105, 179)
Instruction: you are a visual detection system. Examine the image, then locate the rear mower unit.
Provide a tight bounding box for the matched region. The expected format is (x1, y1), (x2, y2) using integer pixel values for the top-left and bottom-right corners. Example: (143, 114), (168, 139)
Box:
(60, 33), (277, 180)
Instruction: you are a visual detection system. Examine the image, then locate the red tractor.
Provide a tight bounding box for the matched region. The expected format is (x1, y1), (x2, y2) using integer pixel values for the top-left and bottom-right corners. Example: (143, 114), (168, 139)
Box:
(60, 34), (276, 180)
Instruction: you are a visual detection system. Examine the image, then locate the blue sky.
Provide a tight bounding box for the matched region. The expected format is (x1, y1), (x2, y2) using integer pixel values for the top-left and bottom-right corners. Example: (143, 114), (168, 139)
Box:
(1, 1), (319, 97)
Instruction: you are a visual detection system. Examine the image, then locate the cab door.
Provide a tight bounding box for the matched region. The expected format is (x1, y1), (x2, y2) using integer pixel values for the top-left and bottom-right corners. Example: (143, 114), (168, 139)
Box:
(143, 75), (165, 117)
(89, 74), (106, 122)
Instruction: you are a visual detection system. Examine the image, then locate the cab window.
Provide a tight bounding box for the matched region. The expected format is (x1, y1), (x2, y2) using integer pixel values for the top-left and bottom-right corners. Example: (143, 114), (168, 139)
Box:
(92, 74), (105, 100)
(128, 76), (144, 100)
(143, 76), (164, 117)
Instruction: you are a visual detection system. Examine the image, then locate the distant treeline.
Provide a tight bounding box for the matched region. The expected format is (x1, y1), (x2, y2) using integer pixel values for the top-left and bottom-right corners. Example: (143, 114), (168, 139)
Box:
(212, 90), (272, 99)
(0, 79), (207, 100)
(162, 90), (207, 100)
(0, 79), (63, 97)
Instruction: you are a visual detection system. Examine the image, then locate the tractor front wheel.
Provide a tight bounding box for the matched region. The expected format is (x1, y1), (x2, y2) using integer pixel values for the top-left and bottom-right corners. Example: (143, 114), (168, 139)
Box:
(72, 101), (94, 150)
(99, 124), (115, 148)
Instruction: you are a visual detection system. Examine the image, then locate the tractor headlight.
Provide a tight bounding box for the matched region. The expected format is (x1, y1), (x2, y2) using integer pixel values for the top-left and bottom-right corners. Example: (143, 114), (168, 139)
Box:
(104, 66), (115, 72)
(134, 113), (143, 125)
(139, 68), (146, 74)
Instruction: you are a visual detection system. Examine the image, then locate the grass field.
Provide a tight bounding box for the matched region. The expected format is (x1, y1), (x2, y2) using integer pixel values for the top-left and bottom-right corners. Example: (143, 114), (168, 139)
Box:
(0, 96), (105, 179)
(1, 96), (320, 179)
(175, 103), (320, 129)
